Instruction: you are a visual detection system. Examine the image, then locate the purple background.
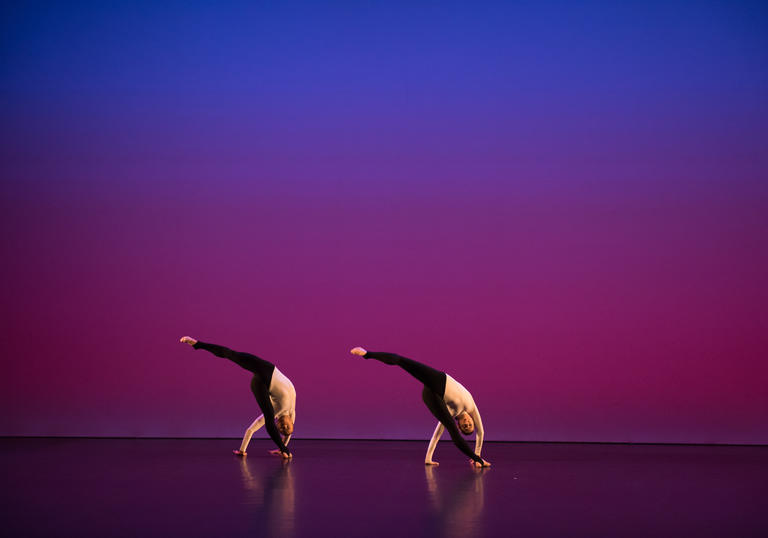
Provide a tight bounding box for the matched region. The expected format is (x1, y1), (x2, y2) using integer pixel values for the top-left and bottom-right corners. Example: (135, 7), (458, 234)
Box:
(2, 1), (767, 442)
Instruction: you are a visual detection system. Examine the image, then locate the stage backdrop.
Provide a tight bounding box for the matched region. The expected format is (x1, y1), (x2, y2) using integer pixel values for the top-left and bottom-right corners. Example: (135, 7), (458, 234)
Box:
(2, 1), (767, 443)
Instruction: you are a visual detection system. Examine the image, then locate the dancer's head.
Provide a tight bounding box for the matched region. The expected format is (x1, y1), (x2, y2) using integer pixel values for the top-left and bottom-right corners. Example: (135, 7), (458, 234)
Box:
(277, 415), (294, 436)
(457, 412), (474, 435)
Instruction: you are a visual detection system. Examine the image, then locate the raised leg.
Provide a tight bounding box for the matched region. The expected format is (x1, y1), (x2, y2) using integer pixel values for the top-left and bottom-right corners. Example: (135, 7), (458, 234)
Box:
(193, 340), (275, 380)
(363, 351), (446, 396)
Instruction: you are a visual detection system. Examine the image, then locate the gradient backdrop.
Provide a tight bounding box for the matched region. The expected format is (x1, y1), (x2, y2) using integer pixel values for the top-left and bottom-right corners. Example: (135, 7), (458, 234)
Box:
(2, 0), (767, 443)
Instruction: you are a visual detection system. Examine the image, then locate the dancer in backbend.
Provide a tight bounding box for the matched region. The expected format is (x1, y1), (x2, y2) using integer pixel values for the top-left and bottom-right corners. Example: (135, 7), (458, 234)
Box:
(350, 347), (490, 467)
(180, 336), (295, 458)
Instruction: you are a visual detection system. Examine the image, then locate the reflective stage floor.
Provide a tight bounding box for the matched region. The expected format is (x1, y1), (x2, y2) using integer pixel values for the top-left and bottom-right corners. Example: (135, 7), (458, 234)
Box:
(1, 439), (766, 537)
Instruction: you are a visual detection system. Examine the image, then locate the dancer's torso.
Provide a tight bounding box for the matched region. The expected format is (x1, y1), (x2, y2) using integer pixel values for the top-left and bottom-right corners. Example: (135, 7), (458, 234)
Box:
(443, 374), (475, 417)
(268, 367), (296, 418)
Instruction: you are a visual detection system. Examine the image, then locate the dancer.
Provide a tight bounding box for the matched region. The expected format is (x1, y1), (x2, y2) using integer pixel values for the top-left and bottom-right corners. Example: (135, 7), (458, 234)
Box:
(180, 336), (295, 458)
(351, 347), (489, 467)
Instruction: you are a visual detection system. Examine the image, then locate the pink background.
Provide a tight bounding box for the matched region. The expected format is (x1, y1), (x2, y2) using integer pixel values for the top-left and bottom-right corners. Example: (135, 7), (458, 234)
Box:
(2, 1), (767, 442)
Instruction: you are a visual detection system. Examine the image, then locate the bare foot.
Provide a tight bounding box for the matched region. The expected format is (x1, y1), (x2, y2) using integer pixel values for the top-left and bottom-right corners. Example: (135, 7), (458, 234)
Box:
(470, 459), (491, 468)
(425, 461), (440, 466)
(233, 450), (246, 457)
(350, 347), (367, 356)
(180, 336), (197, 346)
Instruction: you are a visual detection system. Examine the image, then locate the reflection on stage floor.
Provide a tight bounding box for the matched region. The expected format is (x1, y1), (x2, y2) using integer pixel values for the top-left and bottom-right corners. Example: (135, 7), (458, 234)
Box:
(1, 438), (766, 537)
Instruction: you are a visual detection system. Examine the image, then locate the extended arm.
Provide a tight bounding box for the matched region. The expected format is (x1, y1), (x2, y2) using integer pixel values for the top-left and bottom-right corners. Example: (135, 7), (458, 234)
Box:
(282, 410), (296, 446)
(470, 407), (484, 457)
(425, 422), (445, 465)
(268, 436), (292, 455)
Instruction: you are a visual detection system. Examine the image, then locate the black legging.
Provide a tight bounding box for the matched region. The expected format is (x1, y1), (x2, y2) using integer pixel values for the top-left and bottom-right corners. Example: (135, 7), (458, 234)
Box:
(193, 341), (290, 455)
(363, 351), (484, 465)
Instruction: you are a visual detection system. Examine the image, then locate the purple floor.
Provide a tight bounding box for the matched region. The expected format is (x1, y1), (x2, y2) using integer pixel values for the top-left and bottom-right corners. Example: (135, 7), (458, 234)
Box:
(1, 439), (766, 537)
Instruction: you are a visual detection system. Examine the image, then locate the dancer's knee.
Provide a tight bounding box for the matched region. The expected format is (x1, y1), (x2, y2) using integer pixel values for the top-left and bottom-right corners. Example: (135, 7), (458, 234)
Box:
(422, 387), (438, 409)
